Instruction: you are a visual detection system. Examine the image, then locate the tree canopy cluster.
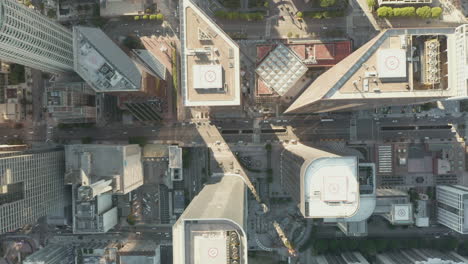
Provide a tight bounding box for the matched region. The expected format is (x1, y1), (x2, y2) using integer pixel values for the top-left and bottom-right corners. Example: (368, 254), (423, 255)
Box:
(134, 13), (164, 21)
(377, 6), (443, 18)
(214, 11), (265, 21)
(319, 0), (336, 7)
(303, 10), (345, 19)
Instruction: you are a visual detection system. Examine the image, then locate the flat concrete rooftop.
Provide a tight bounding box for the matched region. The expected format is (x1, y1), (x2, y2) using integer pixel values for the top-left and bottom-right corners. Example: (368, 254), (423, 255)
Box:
(304, 156), (360, 218)
(182, 0), (240, 106)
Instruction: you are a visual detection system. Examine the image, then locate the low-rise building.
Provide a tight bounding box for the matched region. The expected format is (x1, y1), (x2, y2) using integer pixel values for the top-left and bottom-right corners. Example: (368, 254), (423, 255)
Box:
(311, 252), (369, 264)
(168, 146), (182, 181)
(46, 76), (96, 124)
(376, 249), (468, 264)
(118, 241), (161, 264)
(23, 244), (74, 264)
(100, 0), (145, 17)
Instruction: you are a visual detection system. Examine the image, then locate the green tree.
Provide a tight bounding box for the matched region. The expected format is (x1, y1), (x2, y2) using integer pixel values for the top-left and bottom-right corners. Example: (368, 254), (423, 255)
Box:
(416, 6), (432, 18)
(320, 0), (336, 7)
(431, 7), (442, 18)
(215, 10), (227, 18)
(128, 136), (147, 147)
(360, 240), (377, 256)
(265, 143), (272, 151)
(404, 7), (416, 16)
(314, 240), (329, 254)
(287, 32), (293, 38)
(81, 137), (93, 144)
(348, 239), (359, 251)
(149, 14), (157, 20)
(156, 13), (164, 20)
(263, 1), (269, 7)
(296, 11), (303, 18)
(47, 9), (56, 18)
(23, 0), (31, 6)
(367, 0), (376, 10)
(134, 15), (140, 21)
(142, 15), (148, 19)
(126, 214), (136, 225)
(122, 35), (144, 49)
(375, 239), (389, 252)
(377, 6), (393, 17)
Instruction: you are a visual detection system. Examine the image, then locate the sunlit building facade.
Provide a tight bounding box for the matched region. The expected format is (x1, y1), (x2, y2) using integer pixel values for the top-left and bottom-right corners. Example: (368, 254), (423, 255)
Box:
(0, 148), (65, 234)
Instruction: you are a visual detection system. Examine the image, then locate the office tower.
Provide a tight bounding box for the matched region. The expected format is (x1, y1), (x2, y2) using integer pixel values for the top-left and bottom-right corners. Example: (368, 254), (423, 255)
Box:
(0, 148), (65, 234)
(173, 174), (248, 264)
(286, 25), (468, 114)
(436, 185), (468, 234)
(64, 144), (143, 194)
(73, 26), (166, 121)
(180, 0), (241, 106)
(64, 144), (143, 234)
(0, 0), (74, 73)
(23, 244), (74, 264)
(376, 249), (468, 264)
(280, 143), (377, 237)
(280, 143), (361, 218)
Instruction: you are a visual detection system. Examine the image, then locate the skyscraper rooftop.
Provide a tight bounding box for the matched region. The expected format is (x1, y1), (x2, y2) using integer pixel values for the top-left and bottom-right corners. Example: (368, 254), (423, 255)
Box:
(73, 26), (143, 92)
(173, 174), (247, 264)
(180, 0), (241, 106)
(286, 26), (467, 114)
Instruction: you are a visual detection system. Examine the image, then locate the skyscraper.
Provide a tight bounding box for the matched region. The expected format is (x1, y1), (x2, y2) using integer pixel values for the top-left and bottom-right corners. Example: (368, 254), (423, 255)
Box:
(0, 0), (74, 73)
(0, 147), (65, 234)
(172, 174), (248, 264)
(280, 143), (378, 237)
(280, 143), (361, 219)
(436, 185), (468, 234)
(285, 25), (467, 114)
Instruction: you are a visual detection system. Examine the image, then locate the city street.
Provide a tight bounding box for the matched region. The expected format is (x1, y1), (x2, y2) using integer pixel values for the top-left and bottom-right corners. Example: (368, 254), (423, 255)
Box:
(39, 111), (465, 147)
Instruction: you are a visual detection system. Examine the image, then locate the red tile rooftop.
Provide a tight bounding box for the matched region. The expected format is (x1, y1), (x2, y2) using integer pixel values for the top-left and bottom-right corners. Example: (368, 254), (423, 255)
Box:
(307, 41), (352, 66)
(257, 78), (275, 96)
(289, 44), (306, 60)
(256, 45), (274, 64)
(256, 40), (352, 67)
(313, 44), (335, 60)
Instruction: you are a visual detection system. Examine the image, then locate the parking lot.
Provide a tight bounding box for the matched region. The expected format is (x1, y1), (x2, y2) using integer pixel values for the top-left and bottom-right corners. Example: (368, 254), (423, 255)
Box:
(130, 185), (161, 224)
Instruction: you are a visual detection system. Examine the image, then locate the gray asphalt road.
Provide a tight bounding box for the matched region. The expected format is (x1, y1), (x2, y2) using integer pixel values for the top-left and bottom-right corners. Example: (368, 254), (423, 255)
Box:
(45, 113), (466, 145)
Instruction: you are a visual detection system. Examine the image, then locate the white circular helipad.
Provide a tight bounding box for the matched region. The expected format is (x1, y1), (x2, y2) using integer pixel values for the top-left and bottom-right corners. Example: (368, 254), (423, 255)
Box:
(385, 56), (400, 71)
(204, 70), (217, 83)
(328, 183), (339, 194)
(208, 248), (219, 258)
